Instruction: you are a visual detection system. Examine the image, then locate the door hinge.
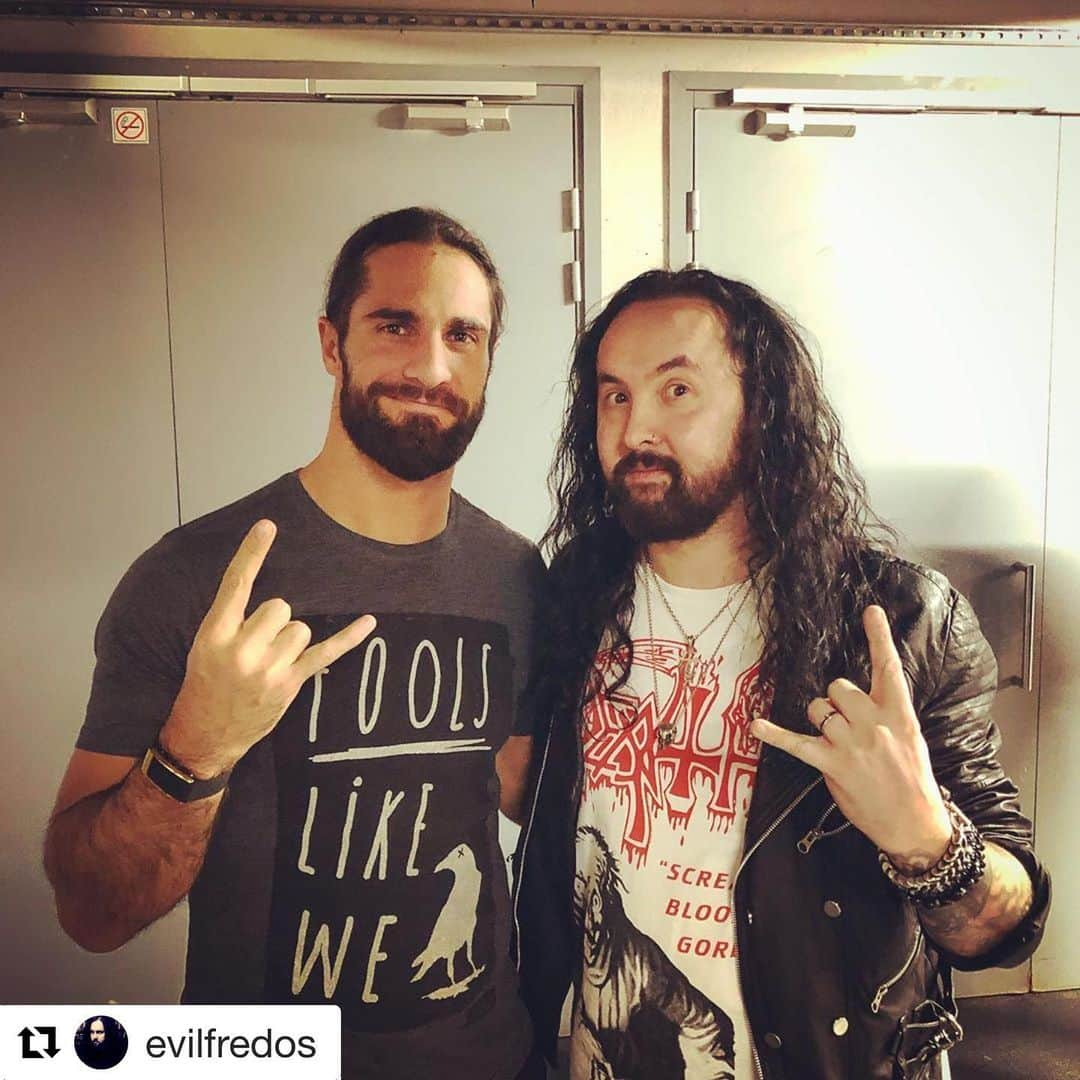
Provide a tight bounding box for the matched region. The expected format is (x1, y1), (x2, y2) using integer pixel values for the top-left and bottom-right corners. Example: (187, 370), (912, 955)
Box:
(566, 261), (583, 304)
(687, 189), (701, 233)
(565, 186), (582, 232)
(564, 188), (584, 307)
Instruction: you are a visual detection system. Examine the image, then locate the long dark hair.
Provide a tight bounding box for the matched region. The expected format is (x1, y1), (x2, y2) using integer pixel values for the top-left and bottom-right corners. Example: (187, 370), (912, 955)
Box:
(539, 268), (894, 734)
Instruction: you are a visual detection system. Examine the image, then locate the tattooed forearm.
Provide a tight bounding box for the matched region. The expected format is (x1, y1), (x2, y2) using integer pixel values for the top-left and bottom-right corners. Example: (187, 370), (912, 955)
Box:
(887, 839), (952, 877)
(916, 842), (1034, 958)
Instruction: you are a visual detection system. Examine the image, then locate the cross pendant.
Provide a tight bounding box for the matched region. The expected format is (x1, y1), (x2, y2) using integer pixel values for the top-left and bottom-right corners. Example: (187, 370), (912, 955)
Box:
(677, 640), (696, 677)
(656, 721), (677, 747)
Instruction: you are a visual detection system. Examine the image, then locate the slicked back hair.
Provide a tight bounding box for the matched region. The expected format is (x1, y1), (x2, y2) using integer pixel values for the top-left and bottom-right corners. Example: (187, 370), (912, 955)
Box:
(324, 206), (505, 360)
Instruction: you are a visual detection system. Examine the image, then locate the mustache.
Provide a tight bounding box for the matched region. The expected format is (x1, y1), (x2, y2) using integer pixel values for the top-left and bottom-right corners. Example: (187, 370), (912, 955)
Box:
(368, 379), (470, 421)
(612, 450), (680, 483)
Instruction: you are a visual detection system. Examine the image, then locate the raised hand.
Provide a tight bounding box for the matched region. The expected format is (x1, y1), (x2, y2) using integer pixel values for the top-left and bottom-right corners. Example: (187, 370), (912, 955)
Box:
(751, 605), (952, 866)
(158, 519), (376, 779)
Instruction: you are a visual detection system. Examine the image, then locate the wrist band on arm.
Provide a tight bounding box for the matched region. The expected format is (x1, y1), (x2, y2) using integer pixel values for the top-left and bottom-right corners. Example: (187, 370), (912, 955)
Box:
(878, 787), (987, 909)
(141, 741), (232, 803)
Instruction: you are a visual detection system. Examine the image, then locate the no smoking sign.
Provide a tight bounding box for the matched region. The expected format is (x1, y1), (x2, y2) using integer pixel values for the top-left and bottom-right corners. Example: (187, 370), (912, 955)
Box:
(111, 107), (150, 144)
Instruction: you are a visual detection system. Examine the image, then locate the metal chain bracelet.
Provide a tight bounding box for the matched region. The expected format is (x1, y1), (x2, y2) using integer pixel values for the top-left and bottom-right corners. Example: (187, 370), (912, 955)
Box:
(878, 788), (987, 909)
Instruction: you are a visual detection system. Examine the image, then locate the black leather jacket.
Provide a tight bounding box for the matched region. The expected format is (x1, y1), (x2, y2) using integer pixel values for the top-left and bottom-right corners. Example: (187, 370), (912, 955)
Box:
(512, 554), (1051, 1080)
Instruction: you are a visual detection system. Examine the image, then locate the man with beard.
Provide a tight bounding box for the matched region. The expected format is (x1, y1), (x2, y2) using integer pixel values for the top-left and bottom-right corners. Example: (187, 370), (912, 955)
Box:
(75, 1016), (128, 1069)
(45, 208), (545, 1080)
(513, 269), (1050, 1079)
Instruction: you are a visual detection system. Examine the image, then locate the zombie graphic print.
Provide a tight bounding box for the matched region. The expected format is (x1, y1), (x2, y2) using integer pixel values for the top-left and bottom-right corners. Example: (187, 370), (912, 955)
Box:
(573, 826), (736, 1080)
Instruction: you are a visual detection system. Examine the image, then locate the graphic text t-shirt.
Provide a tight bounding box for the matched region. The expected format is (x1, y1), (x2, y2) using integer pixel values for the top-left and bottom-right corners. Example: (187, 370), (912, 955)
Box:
(77, 472), (543, 1080)
(572, 565), (771, 1080)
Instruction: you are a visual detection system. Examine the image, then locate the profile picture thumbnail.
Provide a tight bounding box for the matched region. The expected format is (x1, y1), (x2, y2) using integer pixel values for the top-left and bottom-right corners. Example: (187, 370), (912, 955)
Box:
(73, 1015), (129, 1070)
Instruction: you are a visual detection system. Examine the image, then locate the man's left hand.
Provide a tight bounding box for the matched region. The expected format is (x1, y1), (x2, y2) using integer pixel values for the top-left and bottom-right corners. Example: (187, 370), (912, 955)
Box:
(751, 605), (953, 867)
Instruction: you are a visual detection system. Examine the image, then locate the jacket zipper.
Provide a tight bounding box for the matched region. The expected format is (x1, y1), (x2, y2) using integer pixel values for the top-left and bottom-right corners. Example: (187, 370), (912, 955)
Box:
(733, 775), (825, 1080)
(796, 800), (853, 854)
(511, 717), (556, 972)
(870, 924), (925, 1014)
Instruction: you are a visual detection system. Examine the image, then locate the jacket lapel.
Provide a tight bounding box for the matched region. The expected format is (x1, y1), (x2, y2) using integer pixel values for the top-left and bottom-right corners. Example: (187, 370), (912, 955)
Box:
(744, 745), (823, 852)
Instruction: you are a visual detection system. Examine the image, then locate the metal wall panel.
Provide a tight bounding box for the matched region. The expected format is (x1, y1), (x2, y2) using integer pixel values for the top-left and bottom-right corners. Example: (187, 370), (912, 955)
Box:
(158, 98), (578, 544)
(0, 101), (185, 1003)
(1035, 117), (1080, 992)
(692, 107), (1060, 995)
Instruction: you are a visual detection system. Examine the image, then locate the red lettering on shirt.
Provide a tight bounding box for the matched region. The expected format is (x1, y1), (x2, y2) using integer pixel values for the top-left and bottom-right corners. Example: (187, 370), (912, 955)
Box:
(582, 640), (771, 865)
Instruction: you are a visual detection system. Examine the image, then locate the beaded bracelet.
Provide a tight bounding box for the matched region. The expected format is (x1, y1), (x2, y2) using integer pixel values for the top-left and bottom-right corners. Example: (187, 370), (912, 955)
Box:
(878, 788), (987, 909)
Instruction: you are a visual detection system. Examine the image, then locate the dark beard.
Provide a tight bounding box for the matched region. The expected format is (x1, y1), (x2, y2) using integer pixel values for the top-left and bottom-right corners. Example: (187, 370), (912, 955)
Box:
(608, 447), (744, 542)
(339, 359), (485, 482)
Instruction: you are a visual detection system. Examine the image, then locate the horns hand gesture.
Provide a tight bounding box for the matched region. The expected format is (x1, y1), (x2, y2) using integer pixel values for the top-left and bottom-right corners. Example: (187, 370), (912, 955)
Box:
(158, 520), (376, 780)
(751, 606), (952, 865)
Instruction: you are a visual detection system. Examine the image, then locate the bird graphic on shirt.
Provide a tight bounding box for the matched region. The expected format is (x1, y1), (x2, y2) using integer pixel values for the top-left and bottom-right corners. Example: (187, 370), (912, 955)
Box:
(411, 842), (487, 1000)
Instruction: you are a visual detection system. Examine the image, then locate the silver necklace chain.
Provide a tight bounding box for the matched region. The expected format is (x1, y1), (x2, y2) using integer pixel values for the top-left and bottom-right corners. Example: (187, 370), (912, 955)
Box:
(643, 561), (757, 747)
(645, 557), (744, 655)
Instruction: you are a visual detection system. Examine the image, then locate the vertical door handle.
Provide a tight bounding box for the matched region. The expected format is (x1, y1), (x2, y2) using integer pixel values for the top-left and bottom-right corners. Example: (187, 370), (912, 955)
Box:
(1008, 562), (1037, 692)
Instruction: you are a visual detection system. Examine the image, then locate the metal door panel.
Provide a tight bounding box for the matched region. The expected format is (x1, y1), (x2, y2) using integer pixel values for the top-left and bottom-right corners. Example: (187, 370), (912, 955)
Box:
(694, 109), (1060, 995)
(158, 99), (577, 543)
(1035, 117), (1080, 992)
(0, 101), (185, 1004)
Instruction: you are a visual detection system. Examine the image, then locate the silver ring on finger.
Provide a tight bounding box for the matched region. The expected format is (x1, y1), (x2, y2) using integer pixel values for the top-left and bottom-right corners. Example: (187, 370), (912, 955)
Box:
(817, 707), (842, 737)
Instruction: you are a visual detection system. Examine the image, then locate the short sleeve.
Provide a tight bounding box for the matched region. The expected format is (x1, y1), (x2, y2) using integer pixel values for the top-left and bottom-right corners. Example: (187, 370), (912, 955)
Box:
(77, 539), (206, 757)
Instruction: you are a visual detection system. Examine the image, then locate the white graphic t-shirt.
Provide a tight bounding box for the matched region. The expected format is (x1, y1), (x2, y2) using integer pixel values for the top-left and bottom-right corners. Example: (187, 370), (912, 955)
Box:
(571, 565), (771, 1080)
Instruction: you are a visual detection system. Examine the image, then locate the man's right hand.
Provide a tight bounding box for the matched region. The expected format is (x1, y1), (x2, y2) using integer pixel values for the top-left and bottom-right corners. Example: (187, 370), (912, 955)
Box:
(158, 519), (376, 779)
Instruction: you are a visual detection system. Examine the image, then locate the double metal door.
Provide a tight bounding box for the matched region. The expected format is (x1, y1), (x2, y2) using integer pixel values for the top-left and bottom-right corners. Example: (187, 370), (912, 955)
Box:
(158, 96), (577, 538)
(687, 100), (1061, 996)
(0, 87), (581, 1005)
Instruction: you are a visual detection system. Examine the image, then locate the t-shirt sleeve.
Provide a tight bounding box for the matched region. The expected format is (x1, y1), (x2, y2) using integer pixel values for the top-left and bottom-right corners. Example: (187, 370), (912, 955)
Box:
(511, 549), (549, 738)
(77, 539), (205, 758)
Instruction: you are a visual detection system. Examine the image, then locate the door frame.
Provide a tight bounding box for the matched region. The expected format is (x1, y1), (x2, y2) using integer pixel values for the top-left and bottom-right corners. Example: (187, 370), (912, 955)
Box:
(667, 69), (1080, 271)
(668, 72), (1069, 997)
(0, 55), (601, 325)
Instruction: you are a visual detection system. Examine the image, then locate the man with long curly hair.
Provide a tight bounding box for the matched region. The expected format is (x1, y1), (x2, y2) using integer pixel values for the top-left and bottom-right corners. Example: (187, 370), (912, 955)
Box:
(513, 269), (1050, 1080)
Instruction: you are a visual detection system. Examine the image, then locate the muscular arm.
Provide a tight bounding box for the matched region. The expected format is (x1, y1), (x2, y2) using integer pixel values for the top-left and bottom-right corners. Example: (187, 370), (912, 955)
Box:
(891, 840), (1034, 959)
(44, 751), (223, 953)
(46, 520), (375, 954)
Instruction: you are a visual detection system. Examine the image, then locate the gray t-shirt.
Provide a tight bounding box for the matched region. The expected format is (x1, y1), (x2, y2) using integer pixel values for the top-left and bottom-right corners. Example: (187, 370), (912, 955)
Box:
(77, 472), (545, 1079)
